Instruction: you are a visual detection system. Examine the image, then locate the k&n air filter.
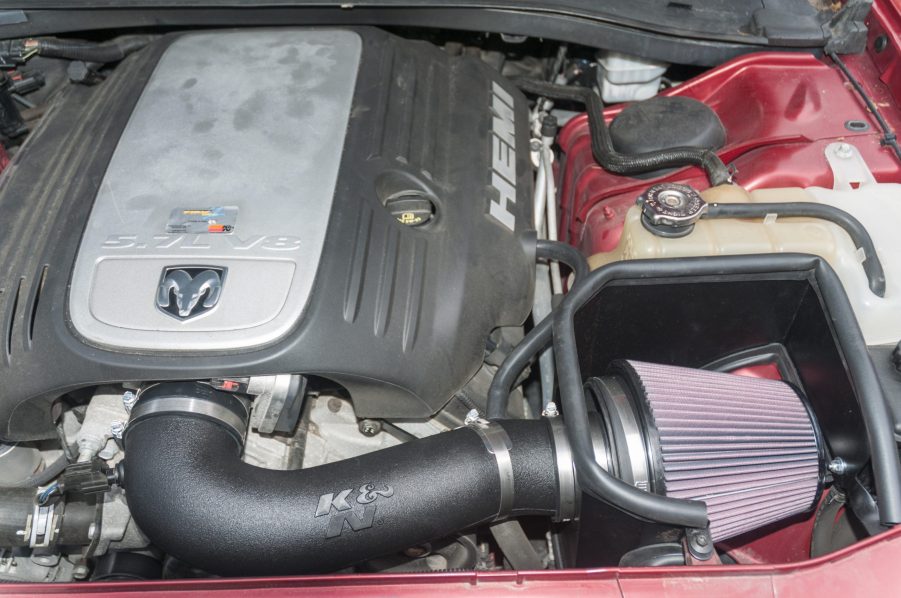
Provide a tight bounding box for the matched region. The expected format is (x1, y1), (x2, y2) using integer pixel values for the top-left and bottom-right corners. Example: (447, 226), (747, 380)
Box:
(586, 360), (824, 542)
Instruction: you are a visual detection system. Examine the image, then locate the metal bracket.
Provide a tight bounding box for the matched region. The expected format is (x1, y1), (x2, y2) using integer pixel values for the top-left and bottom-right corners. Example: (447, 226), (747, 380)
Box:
(247, 374), (307, 435)
(825, 142), (877, 191)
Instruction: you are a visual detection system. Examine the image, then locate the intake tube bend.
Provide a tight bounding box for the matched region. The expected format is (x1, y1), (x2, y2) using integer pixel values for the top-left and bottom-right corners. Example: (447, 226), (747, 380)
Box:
(122, 382), (574, 576)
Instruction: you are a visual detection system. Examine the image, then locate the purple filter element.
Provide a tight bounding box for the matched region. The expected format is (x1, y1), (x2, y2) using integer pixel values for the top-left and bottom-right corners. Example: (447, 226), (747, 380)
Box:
(625, 361), (821, 542)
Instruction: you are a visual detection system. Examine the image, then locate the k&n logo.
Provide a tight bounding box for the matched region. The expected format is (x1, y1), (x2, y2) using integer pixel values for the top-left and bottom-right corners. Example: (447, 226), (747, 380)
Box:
(315, 483), (394, 538)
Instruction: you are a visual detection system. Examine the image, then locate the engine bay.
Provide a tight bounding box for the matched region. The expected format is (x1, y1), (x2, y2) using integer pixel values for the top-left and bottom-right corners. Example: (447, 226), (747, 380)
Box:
(0, 9), (900, 585)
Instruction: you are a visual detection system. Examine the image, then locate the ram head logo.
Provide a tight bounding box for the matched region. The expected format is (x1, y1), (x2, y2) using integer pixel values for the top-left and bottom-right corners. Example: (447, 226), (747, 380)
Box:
(156, 267), (225, 320)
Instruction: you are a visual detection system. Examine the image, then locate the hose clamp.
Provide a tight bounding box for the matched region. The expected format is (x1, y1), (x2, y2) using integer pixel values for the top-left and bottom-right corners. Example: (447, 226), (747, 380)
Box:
(128, 383), (250, 444)
(548, 417), (579, 522)
(593, 376), (652, 493)
(26, 501), (57, 548)
(466, 416), (515, 520)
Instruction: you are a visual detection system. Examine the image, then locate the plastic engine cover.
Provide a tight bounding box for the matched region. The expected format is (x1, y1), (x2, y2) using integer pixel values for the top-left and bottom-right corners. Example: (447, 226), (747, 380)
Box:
(0, 28), (535, 440)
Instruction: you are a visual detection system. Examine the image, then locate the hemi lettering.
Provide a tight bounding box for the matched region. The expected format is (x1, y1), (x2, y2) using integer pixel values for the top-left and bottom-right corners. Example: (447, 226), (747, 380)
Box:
(488, 81), (518, 232)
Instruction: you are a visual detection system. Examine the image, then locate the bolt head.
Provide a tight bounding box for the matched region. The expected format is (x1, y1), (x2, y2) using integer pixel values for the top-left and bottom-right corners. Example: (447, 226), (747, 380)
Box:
(542, 402), (560, 418)
(835, 143), (854, 159)
(464, 409), (481, 426)
(109, 421), (126, 439)
(358, 419), (381, 437)
(122, 391), (138, 412)
(828, 458), (848, 475)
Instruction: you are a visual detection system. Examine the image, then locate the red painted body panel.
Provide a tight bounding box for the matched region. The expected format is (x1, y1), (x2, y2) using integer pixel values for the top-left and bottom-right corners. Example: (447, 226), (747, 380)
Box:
(558, 4), (901, 254)
(2, 525), (900, 596)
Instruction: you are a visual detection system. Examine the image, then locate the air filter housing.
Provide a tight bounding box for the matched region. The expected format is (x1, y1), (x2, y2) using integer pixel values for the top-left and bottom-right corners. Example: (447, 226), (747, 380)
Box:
(587, 360), (824, 541)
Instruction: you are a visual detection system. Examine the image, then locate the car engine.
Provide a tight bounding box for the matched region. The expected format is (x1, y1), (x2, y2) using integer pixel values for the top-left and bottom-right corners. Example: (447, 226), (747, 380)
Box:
(0, 17), (900, 584)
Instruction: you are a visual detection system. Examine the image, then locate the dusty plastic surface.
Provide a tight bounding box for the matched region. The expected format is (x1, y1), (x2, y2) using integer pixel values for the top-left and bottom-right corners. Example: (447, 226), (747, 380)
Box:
(597, 51), (667, 103)
(588, 184), (901, 345)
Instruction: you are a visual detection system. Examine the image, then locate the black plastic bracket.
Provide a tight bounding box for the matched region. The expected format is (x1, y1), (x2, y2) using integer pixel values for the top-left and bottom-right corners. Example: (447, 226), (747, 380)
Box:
(824, 0), (874, 54)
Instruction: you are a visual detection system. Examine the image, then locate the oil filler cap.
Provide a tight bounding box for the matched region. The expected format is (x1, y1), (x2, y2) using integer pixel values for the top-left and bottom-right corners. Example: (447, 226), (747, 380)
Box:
(639, 183), (707, 238)
(384, 191), (434, 227)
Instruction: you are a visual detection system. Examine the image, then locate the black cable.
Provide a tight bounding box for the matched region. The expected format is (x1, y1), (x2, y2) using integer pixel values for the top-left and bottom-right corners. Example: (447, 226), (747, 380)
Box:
(829, 51), (901, 163)
(56, 421), (76, 463)
(32, 35), (152, 64)
(536, 239), (589, 283)
(514, 78), (732, 187)
(705, 202), (886, 297)
(487, 241), (589, 420)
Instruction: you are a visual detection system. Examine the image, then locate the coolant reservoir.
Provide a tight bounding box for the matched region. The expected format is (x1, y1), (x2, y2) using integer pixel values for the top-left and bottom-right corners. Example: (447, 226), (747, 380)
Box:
(589, 157), (901, 346)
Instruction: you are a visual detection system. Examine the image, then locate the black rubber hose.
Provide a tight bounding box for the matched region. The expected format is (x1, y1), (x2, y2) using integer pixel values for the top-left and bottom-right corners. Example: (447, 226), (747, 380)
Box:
(488, 317), (554, 420)
(514, 78), (732, 187)
(1, 453), (67, 489)
(33, 36), (152, 64)
(123, 387), (564, 576)
(486, 242), (588, 420)
(705, 202), (886, 297)
(536, 239), (589, 283)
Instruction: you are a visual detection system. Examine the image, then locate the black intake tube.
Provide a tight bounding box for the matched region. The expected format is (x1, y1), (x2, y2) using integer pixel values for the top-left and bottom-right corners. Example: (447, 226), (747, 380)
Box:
(123, 384), (567, 576)
(515, 78), (733, 187)
(0, 488), (34, 547)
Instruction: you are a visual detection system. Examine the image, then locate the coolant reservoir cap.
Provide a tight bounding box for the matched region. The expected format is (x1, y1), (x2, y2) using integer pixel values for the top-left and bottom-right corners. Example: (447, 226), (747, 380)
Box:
(639, 183), (707, 238)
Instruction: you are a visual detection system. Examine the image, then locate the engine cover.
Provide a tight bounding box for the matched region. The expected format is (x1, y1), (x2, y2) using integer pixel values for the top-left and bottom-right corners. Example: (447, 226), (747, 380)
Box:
(70, 30), (362, 352)
(0, 28), (535, 440)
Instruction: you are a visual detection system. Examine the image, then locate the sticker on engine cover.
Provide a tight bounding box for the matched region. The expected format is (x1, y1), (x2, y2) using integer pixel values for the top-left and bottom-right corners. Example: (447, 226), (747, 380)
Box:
(166, 206), (238, 234)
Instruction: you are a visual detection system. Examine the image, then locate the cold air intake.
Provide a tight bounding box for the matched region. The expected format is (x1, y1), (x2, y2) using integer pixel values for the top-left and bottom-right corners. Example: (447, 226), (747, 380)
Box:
(122, 364), (824, 575)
